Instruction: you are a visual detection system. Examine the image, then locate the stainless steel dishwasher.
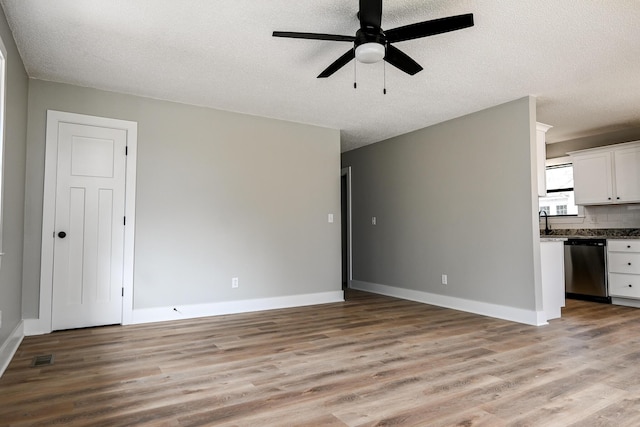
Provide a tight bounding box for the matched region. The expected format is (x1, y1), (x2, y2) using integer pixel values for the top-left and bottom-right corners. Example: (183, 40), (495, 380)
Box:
(564, 238), (611, 303)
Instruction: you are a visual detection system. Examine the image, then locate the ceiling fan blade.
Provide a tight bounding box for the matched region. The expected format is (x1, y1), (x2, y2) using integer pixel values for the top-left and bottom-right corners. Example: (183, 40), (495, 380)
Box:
(318, 49), (355, 78)
(272, 31), (355, 42)
(385, 13), (474, 43)
(359, 0), (382, 28)
(384, 45), (423, 75)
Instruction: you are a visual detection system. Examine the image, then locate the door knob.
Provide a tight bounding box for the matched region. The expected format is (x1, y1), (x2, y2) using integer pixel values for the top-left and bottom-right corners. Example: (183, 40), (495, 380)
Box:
(57, 231), (67, 238)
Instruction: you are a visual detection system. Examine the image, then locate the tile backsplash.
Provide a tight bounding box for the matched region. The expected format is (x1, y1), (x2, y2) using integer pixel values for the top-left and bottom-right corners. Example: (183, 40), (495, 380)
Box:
(543, 204), (640, 230)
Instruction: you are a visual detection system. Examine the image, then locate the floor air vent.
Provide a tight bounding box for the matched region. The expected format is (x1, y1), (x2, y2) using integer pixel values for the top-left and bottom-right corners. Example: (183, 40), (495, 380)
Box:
(31, 354), (55, 367)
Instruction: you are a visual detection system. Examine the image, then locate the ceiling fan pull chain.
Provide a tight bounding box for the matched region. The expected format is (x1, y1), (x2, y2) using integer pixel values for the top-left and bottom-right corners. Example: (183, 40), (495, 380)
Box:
(354, 60), (357, 89)
(383, 61), (387, 94)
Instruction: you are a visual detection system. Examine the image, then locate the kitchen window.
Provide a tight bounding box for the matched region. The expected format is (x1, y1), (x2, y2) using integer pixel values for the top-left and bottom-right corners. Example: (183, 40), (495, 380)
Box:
(539, 163), (578, 216)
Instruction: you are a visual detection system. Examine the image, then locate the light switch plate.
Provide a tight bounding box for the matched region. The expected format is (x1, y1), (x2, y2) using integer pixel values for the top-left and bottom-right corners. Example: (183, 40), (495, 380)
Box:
(328, 213), (334, 223)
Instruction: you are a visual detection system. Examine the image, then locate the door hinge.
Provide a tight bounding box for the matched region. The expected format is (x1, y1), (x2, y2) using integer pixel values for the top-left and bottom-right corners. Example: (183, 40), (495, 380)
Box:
(122, 287), (124, 297)
(125, 146), (128, 156)
(123, 216), (126, 225)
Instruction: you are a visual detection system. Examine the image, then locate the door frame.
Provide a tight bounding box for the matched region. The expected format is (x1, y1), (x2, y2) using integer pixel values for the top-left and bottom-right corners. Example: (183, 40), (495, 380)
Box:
(341, 167), (353, 286)
(37, 110), (137, 333)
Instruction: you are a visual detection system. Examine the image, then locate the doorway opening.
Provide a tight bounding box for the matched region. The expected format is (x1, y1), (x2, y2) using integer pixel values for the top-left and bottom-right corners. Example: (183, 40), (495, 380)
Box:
(341, 167), (352, 294)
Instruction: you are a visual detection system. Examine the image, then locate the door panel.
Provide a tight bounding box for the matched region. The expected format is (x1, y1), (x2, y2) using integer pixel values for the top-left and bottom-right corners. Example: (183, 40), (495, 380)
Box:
(67, 187), (86, 305)
(52, 122), (127, 330)
(71, 136), (115, 177)
(97, 189), (115, 302)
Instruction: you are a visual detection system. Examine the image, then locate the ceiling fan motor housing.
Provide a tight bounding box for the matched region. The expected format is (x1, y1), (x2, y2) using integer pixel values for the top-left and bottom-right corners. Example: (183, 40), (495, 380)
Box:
(354, 28), (386, 63)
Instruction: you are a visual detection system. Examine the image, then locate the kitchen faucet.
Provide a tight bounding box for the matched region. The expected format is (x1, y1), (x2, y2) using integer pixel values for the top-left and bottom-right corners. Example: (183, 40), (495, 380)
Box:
(539, 209), (551, 235)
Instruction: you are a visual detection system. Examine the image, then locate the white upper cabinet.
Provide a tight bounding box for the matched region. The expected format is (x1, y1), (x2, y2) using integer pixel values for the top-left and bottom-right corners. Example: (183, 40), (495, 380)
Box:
(572, 151), (614, 204)
(569, 141), (640, 205)
(536, 123), (552, 197)
(614, 145), (640, 202)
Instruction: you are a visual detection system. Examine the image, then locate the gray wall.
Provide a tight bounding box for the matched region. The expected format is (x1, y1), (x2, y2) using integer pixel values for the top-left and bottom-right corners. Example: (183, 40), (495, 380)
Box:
(342, 97), (539, 311)
(23, 80), (341, 315)
(0, 7), (28, 345)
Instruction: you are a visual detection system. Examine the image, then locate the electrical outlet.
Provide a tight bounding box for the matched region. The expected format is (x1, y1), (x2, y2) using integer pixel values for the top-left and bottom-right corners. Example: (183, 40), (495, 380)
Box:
(441, 274), (448, 285)
(328, 213), (334, 223)
(232, 277), (239, 288)
(372, 216), (377, 225)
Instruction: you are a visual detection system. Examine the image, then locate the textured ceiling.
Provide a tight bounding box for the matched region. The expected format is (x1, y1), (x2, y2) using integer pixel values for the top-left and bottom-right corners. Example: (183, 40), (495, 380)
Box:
(2, 0), (640, 152)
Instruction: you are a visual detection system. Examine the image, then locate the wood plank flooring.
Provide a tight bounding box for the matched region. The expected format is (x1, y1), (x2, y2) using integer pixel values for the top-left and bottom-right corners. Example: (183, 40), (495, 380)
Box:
(2, 290), (640, 426)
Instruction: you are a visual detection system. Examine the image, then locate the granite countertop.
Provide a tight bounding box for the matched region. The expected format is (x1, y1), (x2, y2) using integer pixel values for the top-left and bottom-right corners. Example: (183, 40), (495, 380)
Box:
(540, 237), (568, 242)
(540, 228), (640, 240)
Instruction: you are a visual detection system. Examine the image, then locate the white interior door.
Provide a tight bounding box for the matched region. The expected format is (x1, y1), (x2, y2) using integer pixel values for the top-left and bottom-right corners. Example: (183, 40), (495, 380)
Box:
(51, 122), (127, 330)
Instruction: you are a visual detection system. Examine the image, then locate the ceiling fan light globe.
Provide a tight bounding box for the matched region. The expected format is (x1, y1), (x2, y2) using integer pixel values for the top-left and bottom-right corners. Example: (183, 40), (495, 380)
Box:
(355, 42), (385, 63)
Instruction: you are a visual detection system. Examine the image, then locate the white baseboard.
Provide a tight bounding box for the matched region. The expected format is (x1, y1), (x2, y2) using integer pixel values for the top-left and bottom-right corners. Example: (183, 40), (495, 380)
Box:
(130, 291), (345, 325)
(350, 280), (547, 326)
(0, 320), (24, 378)
(23, 318), (51, 336)
(612, 297), (640, 308)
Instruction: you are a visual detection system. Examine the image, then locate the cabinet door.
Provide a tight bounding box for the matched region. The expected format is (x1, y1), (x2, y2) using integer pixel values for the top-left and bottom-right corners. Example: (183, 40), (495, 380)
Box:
(572, 152), (613, 205)
(614, 146), (640, 203)
(536, 123), (552, 197)
(609, 273), (640, 299)
(608, 252), (640, 274)
(608, 239), (640, 252)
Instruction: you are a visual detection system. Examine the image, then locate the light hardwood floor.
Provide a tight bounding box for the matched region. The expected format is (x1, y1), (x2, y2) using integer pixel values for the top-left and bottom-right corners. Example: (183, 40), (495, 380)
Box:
(2, 290), (640, 426)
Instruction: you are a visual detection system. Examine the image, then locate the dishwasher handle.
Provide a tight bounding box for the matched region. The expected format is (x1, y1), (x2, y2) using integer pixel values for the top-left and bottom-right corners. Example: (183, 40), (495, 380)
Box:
(564, 239), (607, 247)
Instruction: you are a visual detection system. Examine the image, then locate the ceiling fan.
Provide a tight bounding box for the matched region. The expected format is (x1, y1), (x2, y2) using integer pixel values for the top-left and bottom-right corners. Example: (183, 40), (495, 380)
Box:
(273, 0), (474, 78)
